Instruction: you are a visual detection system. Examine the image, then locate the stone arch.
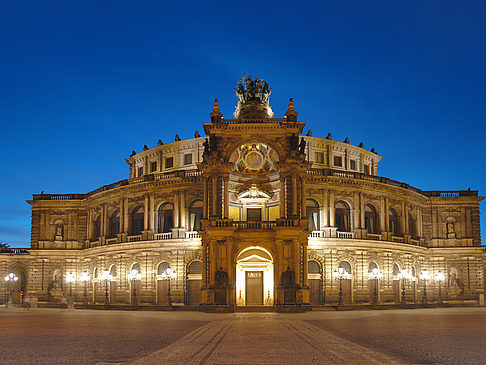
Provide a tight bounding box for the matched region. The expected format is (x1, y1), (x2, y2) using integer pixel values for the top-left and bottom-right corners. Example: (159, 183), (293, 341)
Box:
(235, 246), (275, 306)
(157, 202), (174, 233)
(335, 200), (352, 232)
(306, 198), (320, 231)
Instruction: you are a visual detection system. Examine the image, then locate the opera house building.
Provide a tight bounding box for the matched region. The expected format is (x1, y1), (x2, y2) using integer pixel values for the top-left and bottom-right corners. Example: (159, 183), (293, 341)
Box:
(1, 76), (484, 310)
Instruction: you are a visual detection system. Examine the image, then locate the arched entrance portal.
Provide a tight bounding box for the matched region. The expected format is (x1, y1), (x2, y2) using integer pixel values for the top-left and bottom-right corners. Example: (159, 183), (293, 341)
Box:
(236, 247), (274, 306)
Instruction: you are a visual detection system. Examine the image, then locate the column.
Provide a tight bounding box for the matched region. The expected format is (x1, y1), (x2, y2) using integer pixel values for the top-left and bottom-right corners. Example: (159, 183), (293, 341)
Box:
(321, 189), (328, 228)
(300, 176), (306, 219)
(401, 202), (407, 236)
(384, 197), (389, 231)
(119, 199), (125, 233)
(124, 199), (129, 233)
(87, 209), (93, 240)
(100, 204), (106, 237)
(292, 174), (297, 216)
(353, 192), (359, 230)
(173, 191), (180, 228)
(280, 176), (286, 218)
(144, 195), (149, 230)
(431, 207), (437, 238)
(180, 191), (186, 228)
(212, 176), (217, 217)
(379, 197), (386, 233)
(223, 177), (229, 219)
(359, 192), (365, 229)
(329, 190), (335, 227)
(203, 177), (208, 219)
(417, 208), (423, 237)
(149, 194), (155, 231)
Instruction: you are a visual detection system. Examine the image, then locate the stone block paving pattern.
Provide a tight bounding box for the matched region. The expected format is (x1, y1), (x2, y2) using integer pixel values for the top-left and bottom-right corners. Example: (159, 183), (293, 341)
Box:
(1, 307), (486, 364)
(131, 315), (404, 364)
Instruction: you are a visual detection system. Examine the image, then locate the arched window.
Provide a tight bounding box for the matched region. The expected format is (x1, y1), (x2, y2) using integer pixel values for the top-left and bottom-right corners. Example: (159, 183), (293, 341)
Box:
(188, 200), (203, 231)
(393, 264), (400, 276)
(365, 204), (377, 234)
(188, 260), (202, 274)
(93, 267), (98, 280)
(306, 199), (320, 231)
(308, 260), (321, 274)
(339, 261), (352, 274)
(157, 203), (174, 233)
(109, 210), (120, 238)
(335, 201), (351, 232)
(93, 215), (101, 240)
(368, 262), (378, 272)
(109, 264), (117, 278)
(131, 262), (141, 274)
(408, 213), (414, 238)
(132, 206), (144, 235)
(389, 208), (399, 236)
(157, 261), (169, 276)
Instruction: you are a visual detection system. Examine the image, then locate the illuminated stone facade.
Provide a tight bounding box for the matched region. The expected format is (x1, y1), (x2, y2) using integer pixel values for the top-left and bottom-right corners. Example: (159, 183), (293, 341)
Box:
(1, 76), (484, 309)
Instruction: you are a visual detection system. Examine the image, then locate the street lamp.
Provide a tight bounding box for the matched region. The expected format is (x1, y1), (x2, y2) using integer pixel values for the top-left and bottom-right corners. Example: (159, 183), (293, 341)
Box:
(80, 272), (90, 306)
(4, 273), (18, 305)
(161, 266), (177, 306)
(435, 271), (445, 305)
(368, 268), (383, 305)
(100, 270), (113, 306)
(128, 268), (141, 305)
(333, 267), (349, 306)
(66, 273), (75, 302)
(419, 269), (430, 304)
(397, 269), (411, 305)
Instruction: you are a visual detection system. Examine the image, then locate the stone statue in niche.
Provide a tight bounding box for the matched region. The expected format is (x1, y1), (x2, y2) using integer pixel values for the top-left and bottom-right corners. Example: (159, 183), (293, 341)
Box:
(55, 223), (63, 241)
(446, 218), (456, 239)
(281, 266), (296, 288)
(215, 267), (228, 287)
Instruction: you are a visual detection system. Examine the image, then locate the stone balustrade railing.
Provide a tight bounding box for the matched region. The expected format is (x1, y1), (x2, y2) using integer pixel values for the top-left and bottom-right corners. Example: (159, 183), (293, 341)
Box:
(154, 232), (172, 240)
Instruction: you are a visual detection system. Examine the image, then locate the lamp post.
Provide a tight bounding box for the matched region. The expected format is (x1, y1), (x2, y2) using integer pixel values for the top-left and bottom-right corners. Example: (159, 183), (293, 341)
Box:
(435, 271), (445, 305)
(100, 270), (113, 306)
(368, 268), (383, 305)
(161, 266), (177, 306)
(397, 269), (411, 305)
(128, 269), (141, 305)
(419, 269), (430, 304)
(80, 272), (90, 306)
(4, 273), (18, 306)
(333, 267), (349, 306)
(66, 273), (75, 303)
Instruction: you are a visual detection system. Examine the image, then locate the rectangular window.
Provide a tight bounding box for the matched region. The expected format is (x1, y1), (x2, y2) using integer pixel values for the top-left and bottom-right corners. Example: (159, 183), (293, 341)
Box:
(150, 161), (157, 172)
(364, 164), (370, 174)
(165, 157), (174, 169)
(315, 152), (324, 164)
(334, 155), (343, 167)
(247, 208), (262, 221)
(138, 166), (144, 177)
(184, 153), (192, 165)
(350, 160), (356, 170)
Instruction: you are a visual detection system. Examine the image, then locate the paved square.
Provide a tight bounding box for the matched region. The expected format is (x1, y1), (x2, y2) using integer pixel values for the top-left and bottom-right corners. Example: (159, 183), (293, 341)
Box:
(1, 308), (485, 364)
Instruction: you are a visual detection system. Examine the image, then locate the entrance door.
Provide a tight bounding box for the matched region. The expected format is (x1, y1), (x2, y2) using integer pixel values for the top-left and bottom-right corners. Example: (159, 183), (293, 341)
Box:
(309, 279), (321, 305)
(187, 279), (202, 305)
(342, 279), (352, 304)
(157, 280), (169, 305)
(246, 271), (263, 305)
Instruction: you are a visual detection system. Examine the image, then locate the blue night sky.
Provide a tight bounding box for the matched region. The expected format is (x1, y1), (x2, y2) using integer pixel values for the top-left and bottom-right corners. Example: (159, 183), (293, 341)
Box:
(0, 1), (485, 247)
